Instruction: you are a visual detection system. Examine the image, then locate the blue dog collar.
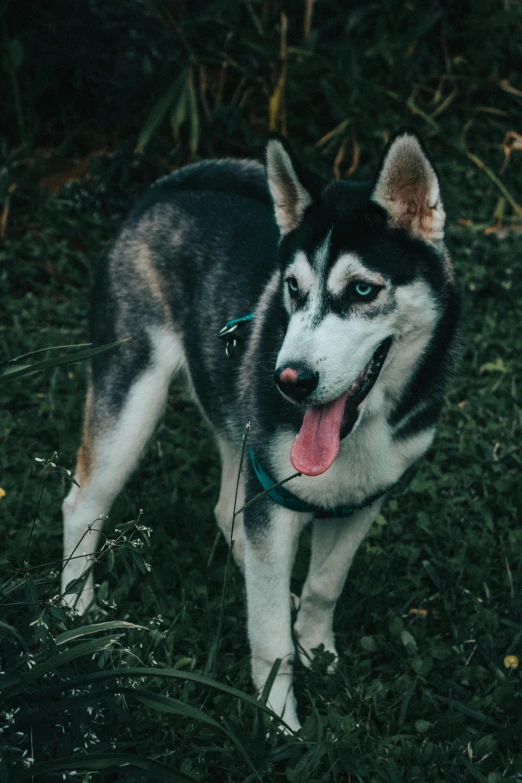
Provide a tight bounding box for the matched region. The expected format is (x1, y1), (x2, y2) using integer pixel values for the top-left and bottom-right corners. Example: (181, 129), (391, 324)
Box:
(249, 447), (356, 519)
(218, 312), (255, 338)
(219, 312), (256, 358)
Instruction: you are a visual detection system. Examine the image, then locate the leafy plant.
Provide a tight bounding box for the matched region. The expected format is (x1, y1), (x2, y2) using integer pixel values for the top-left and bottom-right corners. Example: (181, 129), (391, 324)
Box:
(137, 68), (200, 156)
(0, 452), (290, 780)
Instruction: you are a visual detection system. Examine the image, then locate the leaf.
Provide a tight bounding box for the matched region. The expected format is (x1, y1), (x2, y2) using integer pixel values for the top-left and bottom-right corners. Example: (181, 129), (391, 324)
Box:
(1, 636), (124, 697)
(170, 78), (189, 141)
(479, 358), (506, 374)
(400, 630), (417, 655)
(62, 571), (90, 596)
(422, 559), (443, 589)
(0, 620), (29, 650)
(473, 734), (497, 757)
(461, 758), (490, 783)
(29, 667), (294, 729)
(269, 77), (285, 132)
(55, 620), (146, 646)
(173, 656), (194, 670)
(6, 343), (91, 363)
(186, 70), (200, 155)
(0, 339), (130, 384)
(434, 695), (503, 729)
(397, 681), (415, 726)
(259, 657), (281, 706)
(9, 752), (197, 782)
(107, 548), (116, 573)
(360, 635), (378, 652)
(253, 658), (281, 753)
(388, 616), (403, 636)
(137, 72), (188, 151)
(133, 690), (259, 777)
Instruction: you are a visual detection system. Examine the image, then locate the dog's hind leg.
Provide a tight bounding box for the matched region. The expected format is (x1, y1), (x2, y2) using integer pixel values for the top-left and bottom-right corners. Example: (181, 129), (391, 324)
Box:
(293, 499), (383, 670)
(61, 328), (183, 613)
(214, 437), (246, 572)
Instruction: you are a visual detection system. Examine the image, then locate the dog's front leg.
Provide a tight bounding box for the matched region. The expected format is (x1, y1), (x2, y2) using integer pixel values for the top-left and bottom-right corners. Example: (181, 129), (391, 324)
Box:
(294, 499), (384, 670)
(244, 495), (310, 733)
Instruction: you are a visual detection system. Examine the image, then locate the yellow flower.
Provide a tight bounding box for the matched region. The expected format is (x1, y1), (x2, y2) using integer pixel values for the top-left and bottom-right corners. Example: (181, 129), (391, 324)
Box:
(0, 488), (6, 499)
(504, 655), (519, 669)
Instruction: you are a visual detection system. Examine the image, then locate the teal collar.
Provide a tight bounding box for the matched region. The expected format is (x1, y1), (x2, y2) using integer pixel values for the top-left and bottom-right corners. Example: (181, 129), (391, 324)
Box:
(249, 448), (358, 519)
(219, 312), (256, 358)
(218, 312), (255, 336)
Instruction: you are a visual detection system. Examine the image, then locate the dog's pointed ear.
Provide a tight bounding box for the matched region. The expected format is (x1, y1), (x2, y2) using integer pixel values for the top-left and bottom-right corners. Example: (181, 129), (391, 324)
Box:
(265, 134), (324, 235)
(371, 130), (445, 242)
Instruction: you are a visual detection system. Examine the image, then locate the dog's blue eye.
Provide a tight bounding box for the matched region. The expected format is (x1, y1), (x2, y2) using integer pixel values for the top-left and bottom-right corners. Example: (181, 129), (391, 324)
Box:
(354, 283), (374, 297)
(286, 277), (299, 295)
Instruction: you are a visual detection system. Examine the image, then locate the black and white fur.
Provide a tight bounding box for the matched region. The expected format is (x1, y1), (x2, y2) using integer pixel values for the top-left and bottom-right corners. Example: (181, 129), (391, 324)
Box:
(62, 130), (460, 731)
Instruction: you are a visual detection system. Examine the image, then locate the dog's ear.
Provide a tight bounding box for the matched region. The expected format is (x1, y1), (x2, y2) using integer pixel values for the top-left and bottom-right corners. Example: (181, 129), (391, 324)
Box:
(265, 134), (324, 235)
(371, 130), (445, 242)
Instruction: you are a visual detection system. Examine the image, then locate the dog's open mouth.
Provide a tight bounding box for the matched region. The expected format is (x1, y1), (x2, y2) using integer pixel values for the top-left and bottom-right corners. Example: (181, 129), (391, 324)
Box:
(290, 337), (392, 477)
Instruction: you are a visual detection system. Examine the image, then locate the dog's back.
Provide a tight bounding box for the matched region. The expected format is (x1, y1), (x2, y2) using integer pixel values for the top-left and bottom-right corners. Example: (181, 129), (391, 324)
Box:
(88, 159), (278, 421)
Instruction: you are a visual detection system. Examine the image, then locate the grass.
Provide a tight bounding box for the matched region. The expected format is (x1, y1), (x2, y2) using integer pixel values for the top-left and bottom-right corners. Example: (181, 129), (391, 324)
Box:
(1, 2), (522, 778)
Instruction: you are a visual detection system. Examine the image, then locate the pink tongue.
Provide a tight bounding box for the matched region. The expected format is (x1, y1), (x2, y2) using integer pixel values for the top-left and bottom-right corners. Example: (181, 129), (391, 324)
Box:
(290, 390), (350, 476)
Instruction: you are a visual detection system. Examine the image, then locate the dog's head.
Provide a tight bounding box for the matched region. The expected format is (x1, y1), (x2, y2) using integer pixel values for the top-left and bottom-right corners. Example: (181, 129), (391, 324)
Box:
(265, 130), (455, 476)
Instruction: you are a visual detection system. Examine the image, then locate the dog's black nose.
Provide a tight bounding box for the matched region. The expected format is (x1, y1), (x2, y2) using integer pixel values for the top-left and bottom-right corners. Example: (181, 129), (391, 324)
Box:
(274, 364), (319, 402)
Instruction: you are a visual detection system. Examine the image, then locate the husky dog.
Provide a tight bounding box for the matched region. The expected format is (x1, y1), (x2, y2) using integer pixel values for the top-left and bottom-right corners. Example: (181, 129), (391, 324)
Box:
(62, 130), (459, 731)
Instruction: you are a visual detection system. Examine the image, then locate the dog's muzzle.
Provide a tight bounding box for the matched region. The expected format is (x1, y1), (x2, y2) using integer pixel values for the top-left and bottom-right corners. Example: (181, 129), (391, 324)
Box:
(274, 364), (319, 403)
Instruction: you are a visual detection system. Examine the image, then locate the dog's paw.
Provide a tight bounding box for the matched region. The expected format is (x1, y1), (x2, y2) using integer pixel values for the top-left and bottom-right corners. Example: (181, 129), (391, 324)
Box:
(296, 638), (338, 672)
(294, 617), (338, 672)
(277, 711), (302, 735)
(257, 673), (301, 734)
(268, 695), (301, 735)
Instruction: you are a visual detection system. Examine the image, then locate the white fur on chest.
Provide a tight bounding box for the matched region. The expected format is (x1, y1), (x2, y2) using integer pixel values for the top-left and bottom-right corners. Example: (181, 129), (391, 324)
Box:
(270, 410), (435, 509)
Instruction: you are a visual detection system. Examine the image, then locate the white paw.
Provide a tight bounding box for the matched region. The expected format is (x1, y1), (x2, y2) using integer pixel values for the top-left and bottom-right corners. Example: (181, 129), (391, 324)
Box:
(265, 683), (301, 734)
(255, 671), (301, 734)
(295, 639), (338, 672)
(294, 617), (338, 671)
(277, 707), (301, 735)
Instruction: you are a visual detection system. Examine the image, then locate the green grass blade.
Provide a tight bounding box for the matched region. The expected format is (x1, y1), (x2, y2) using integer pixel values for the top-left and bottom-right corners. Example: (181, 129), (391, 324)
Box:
(253, 657), (281, 752)
(170, 73), (189, 141)
(2, 635), (124, 695)
(434, 695), (504, 729)
(259, 658), (281, 706)
(133, 690), (260, 779)
(5, 343), (91, 363)
(187, 69), (199, 155)
(11, 686), (262, 777)
(9, 752), (197, 782)
(134, 689), (226, 726)
(0, 339), (130, 383)
(21, 666), (295, 730)
(0, 619), (29, 650)
(55, 620), (148, 646)
(137, 73), (186, 151)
